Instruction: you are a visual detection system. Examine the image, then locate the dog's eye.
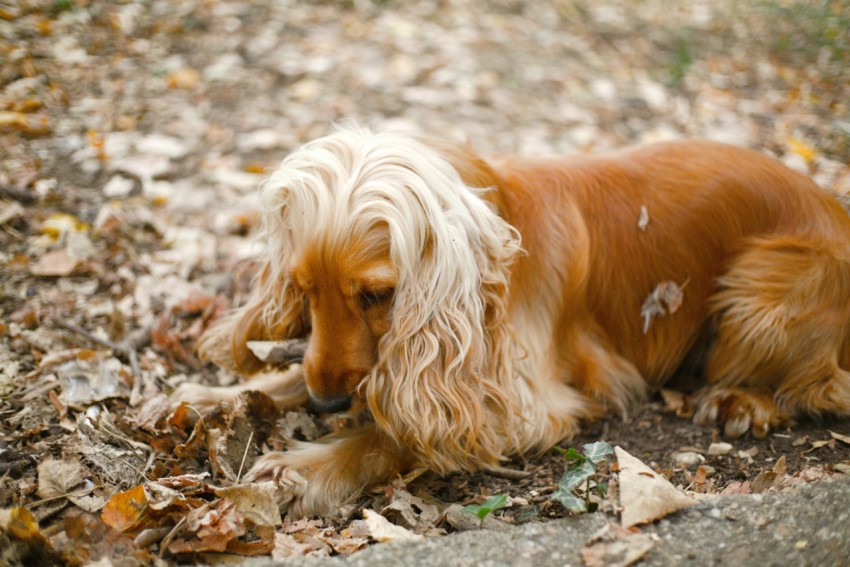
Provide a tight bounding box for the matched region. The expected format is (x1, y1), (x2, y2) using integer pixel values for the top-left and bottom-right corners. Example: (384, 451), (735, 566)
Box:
(358, 288), (394, 310)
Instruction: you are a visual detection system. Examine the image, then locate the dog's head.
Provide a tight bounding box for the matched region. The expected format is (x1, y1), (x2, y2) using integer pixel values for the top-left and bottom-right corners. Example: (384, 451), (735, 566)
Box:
(208, 128), (523, 470)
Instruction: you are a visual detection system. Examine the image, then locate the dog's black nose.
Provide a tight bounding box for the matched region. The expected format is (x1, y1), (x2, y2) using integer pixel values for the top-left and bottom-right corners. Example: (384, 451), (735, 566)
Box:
(309, 393), (352, 414)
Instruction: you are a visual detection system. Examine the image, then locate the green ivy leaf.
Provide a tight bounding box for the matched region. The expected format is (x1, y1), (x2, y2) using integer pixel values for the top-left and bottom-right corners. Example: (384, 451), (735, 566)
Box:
(597, 482), (608, 499)
(463, 493), (509, 521)
(551, 487), (587, 513)
(583, 441), (614, 464)
(553, 446), (586, 462)
(558, 460), (596, 492)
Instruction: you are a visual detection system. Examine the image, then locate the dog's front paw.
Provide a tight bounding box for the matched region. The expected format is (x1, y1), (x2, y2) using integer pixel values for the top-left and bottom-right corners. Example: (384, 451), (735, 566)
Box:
(693, 387), (787, 438)
(244, 453), (309, 513)
(170, 382), (235, 413)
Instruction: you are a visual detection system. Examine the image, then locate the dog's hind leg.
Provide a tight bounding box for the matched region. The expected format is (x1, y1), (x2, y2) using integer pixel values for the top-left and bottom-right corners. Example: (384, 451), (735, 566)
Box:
(695, 235), (850, 437)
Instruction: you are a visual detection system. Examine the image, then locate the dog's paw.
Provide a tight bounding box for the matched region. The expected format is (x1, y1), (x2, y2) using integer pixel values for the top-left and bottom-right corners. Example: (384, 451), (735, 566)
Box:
(170, 382), (234, 413)
(244, 453), (309, 513)
(693, 388), (786, 438)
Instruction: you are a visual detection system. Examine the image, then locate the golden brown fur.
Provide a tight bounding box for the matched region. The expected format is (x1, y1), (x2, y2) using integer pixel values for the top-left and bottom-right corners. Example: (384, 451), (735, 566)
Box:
(183, 129), (850, 517)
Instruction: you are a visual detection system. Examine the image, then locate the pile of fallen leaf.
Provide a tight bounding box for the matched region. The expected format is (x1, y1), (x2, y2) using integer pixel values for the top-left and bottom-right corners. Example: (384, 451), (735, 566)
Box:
(3, 0), (850, 564)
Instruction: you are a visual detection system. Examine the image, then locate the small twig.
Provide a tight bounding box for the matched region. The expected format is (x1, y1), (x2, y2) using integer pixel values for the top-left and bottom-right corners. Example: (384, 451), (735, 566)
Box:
(25, 485), (103, 509)
(52, 317), (126, 352)
(236, 430), (255, 483)
(159, 516), (187, 558)
(51, 317), (141, 381)
(135, 527), (172, 548)
(484, 465), (532, 480)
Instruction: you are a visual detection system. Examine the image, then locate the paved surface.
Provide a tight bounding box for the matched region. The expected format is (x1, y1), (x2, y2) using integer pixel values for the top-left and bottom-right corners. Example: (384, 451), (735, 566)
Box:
(247, 478), (850, 567)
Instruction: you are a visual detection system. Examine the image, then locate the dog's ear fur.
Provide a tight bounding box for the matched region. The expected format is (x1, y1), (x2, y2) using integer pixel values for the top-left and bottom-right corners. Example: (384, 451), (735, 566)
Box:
(364, 146), (524, 473)
(197, 258), (308, 374)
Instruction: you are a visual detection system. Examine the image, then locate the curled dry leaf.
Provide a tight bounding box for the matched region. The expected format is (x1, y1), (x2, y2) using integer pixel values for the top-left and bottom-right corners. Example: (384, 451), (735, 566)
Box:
(660, 388), (694, 418)
(37, 457), (105, 512)
(637, 205), (650, 231)
(829, 430), (850, 445)
(640, 280), (686, 334)
(615, 446), (696, 528)
(379, 485), (443, 535)
(273, 532), (330, 558)
(362, 509), (424, 543)
(169, 498), (247, 554)
(247, 339), (308, 364)
(750, 455), (787, 493)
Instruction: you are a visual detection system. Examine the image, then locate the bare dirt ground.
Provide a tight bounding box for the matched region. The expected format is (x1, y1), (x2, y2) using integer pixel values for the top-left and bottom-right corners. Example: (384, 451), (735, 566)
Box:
(2, 0), (850, 564)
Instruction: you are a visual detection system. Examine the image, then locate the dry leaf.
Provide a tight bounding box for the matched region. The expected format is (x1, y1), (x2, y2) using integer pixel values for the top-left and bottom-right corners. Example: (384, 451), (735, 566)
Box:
(615, 446), (696, 528)
(273, 532), (327, 558)
(362, 509), (423, 543)
(707, 442), (733, 456)
(101, 484), (149, 533)
(37, 457), (105, 512)
(640, 281), (686, 334)
(806, 439), (834, 453)
(37, 458), (86, 499)
(751, 456), (787, 493)
(246, 339), (308, 364)
(829, 430), (850, 445)
(660, 389), (693, 418)
(169, 498), (247, 554)
(30, 248), (79, 276)
(380, 487), (443, 535)
(637, 205), (649, 231)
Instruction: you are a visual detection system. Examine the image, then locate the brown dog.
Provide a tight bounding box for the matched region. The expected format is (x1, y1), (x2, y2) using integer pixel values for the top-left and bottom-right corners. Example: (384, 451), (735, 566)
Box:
(180, 128), (850, 516)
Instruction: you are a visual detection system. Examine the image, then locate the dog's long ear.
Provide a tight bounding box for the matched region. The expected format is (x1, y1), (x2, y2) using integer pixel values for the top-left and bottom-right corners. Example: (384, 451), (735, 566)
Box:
(196, 261), (308, 374)
(197, 170), (310, 374)
(364, 149), (523, 473)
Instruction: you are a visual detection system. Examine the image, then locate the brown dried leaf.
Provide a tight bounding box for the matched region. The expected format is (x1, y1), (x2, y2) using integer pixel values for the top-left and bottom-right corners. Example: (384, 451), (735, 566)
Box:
(30, 248), (79, 276)
(751, 455), (787, 493)
(637, 205), (649, 231)
(36, 457), (105, 512)
(640, 281), (686, 333)
(154, 473), (210, 490)
(273, 532), (328, 558)
(246, 339), (308, 364)
(829, 430), (850, 445)
(616, 446), (696, 528)
(101, 484), (149, 533)
(660, 389), (693, 418)
(37, 458), (86, 499)
(169, 499), (246, 554)
(362, 509), (424, 543)
(380, 487), (443, 535)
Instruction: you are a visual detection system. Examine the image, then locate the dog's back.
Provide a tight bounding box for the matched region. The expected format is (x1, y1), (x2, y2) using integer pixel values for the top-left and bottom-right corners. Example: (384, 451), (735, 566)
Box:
(487, 140), (850, 436)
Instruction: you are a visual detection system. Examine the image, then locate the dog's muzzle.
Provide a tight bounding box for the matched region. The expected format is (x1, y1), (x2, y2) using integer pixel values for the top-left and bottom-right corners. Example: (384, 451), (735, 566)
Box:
(309, 393), (353, 414)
